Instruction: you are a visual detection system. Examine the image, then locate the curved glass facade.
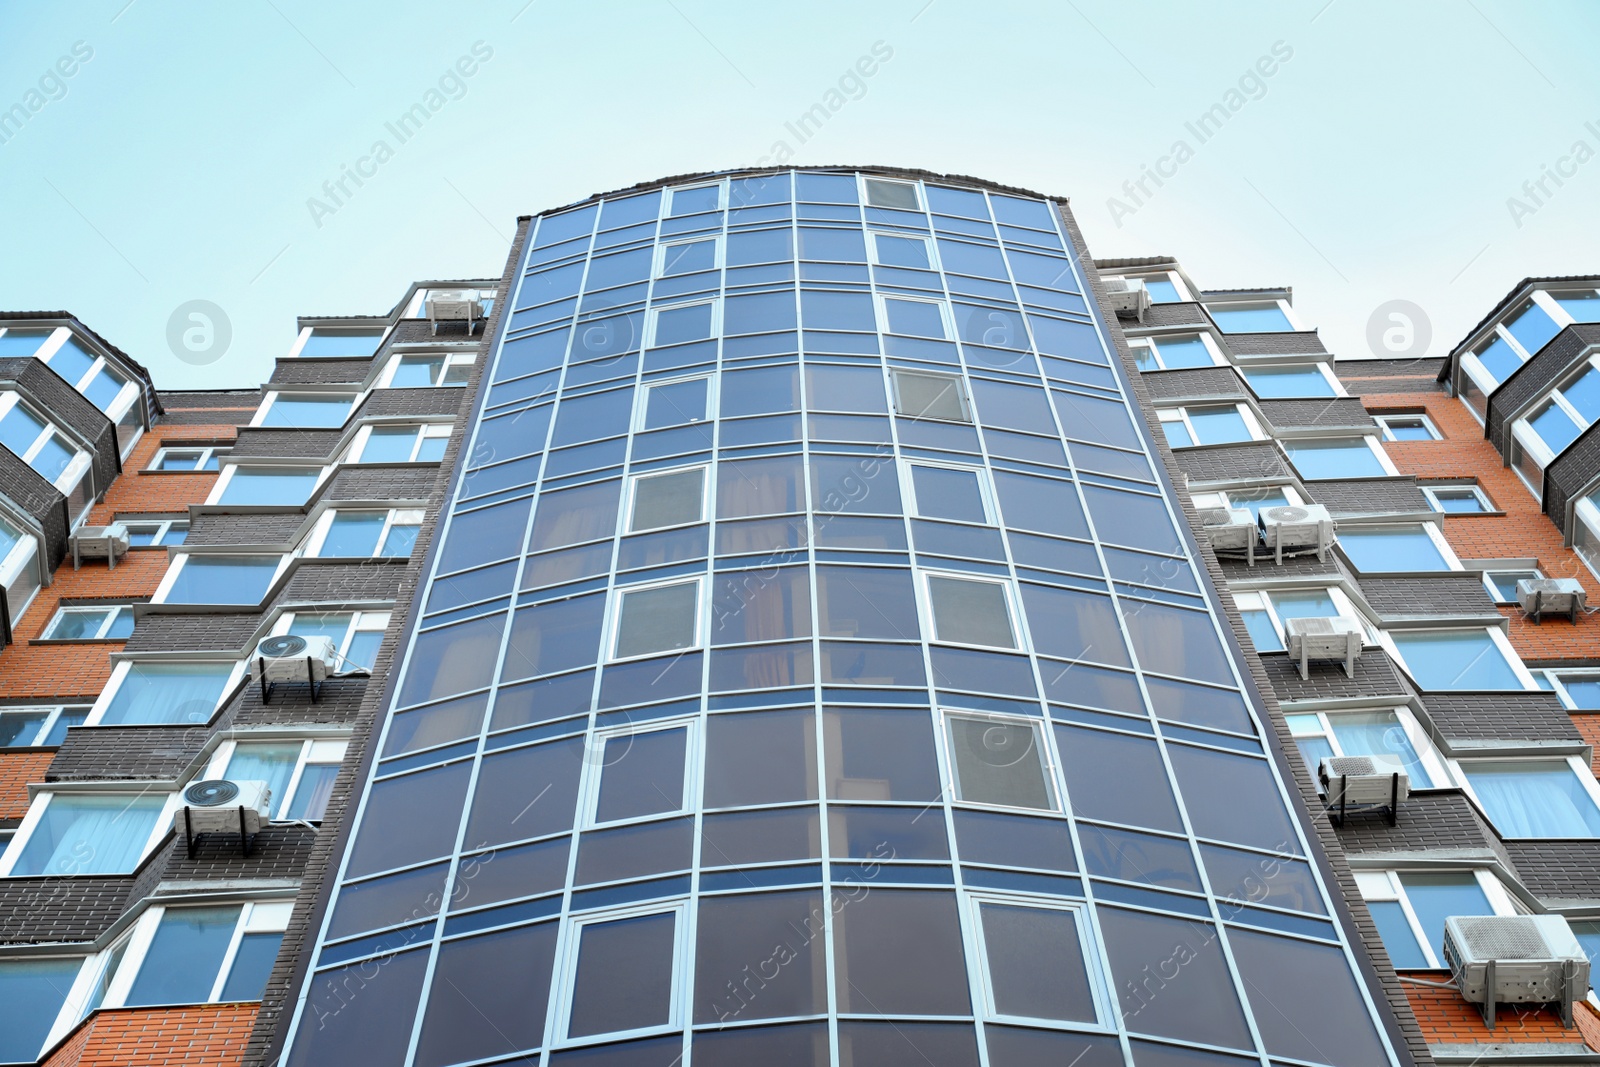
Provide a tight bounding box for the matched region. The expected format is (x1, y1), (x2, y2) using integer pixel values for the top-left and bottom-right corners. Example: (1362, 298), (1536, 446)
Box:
(282, 170), (1403, 1067)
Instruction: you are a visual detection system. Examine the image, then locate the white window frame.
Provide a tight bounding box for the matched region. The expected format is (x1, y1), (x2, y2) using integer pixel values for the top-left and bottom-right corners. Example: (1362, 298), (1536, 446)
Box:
(579, 717), (697, 830)
(941, 709), (1059, 813)
(0, 391), (92, 491)
(306, 508), (425, 558)
(34, 327), (140, 422)
(1539, 669), (1600, 710)
(553, 901), (688, 1045)
(1354, 868), (1519, 969)
(890, 367), (971, 422)
(1190, 484), (1304, 515)
(377, 351), (476, 389)
(0, 788), (179, 877)
(1381, 626), (1538, 692)
(1129, 332), (1225, 372)
(866, 230), (937, 270)
(965, 890), (1113, 1028)
(92, 900), (293, 1010)
(1206, 298), (1306, 333)
(634, 373), (715, 433)
(876, 293), (953, 340)
(1238, 361), (1345, 398)
(1337, 521), (1462, 572)
(121, 518), (189, 546)
(668, 180), (724, 216)
(1482, 566), (1542, 605)
(286, 325), (389, 360)
(153, 553), (291, 606)
(608, 576), (705, 662)
(1282, 435), (1400, 480)
(920, 569), (1023, 651)
(1156, 403), (1264, 448)
(653, 235), (723, 279)
(1512, 352), (1600, 471)
(148, 445), (222, 472)
(0, 704), (90, 747)
(84, 659), (246, 728)
(1233, 586), (1374, 649)
(402, 287), (496, 320)
(1422, 483), (1493, 513)
(1126, 270), (1192, 303)
(1284, 705), (1452, 790)
(205, 738), (349, 820)
(6, 953), (92, 1061)
(347, 423), (451, 464)
(1375, 413), (1442, 442)
(273, 610), (391, 672)
(644, 299), (719, 349)
(40, 604), (135, 641)
(251, 391), (357, 429)
(625, 466), (708, 534)
(860, 175), (923, 211)
(1457, 755), (1600, 839)
(207, 464), (330, 507)
(902, 459), (997, 525)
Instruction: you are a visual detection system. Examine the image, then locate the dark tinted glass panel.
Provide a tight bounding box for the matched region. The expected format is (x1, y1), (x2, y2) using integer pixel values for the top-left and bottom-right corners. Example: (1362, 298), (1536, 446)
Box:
(643, 377), (708, 429)
(838, 1022), (979, 1067)
(971, 379), (1056, 433)
(986, 1028), (1123, 1067)
(928, 576), (1015, 648)
(1230, 927), (1390, 1066)
(819, 641), (927, 685)
(125, 905), (239, 1006)
(717, 455), (803, 518)
(833, 889), (970, 1014)
(454, 836), (570, 910)
(1079, 823), (1201, 891)
(527, 480), (621, 552)
(522, 542), (613, 591)
(952, 808), (1076, 871)
(805, 364), (887, 413)
(1020, 584), (1130, 667)
(619, 525), (709, 570)
(812, 514), (906, 550)
(722, 365), (800, 415)
(1054, 391), (1141, 449)
(709, 641), (814, 690)
(1129, 1042), (1258, 1066)
(726, 228), (794, 266)
(980, 902), (1096, 1022)
(1123, 600), (1233, 685)
(946, 716), (1051, 809)
(503, 593), (605, 680)
(704, 708), (818, 806)
(1055, 726), (1183, 832)
(828, 804), (949, 860)
(700, 806), (821, 866)
(993, 472), (1088, 537)
(575, 817), (693, 883)
(799, 227), (866, 262)
(414, 922), (558, 1066)
(1168, 746), (1300, 852)
(465, 738), (584, 848)
(910, 465), (987, 523)
(1099, 908), (1251, 1048)
(490, 670), (594, 730)
(1083, 487), (1180, 554)
(328, 863), (449, 940)
(1201, 844), (1324, 915)
(552, 387), (634, 446)
(596, 726), (688, 822)
(816, 566), (919, 640)
(825, 707), (940, 802)
(691, 1023), (829, 1067)
(1144, 677), (1253, 733)
(810, 455), (902, 514)
(710, 566), (811, 645)
(694, 890), (827, 1022)
(568, 911), (677, 1038)
(347, 762), (473, 877)
(288, 949), (428, 1067)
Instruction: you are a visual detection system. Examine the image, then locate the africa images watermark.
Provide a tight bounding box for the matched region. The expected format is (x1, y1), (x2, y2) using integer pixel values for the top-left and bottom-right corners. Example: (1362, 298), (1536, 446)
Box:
(306, 41), (495, 229)
(1106, 40), (1295, 228)
(1505, 118), (1600, 229)
(0, 40), (94, 147)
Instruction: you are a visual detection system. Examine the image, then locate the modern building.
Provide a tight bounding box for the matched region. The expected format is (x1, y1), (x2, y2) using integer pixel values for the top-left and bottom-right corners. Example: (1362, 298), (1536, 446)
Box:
(1, 167), (1598, 1067)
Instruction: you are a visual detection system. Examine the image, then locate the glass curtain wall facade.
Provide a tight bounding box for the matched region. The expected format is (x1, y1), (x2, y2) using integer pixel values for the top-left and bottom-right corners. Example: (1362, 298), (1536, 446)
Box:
(279, 170), (1405, 1067)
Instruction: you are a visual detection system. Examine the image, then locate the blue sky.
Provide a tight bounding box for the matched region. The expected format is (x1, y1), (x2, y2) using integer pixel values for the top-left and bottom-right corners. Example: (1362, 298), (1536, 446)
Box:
(1, 0), (1597, 387)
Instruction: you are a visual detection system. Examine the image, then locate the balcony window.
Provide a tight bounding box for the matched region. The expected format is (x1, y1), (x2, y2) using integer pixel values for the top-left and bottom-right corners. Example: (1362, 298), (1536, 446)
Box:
(353, 424), (450, 463)
(1504, 297), (1561, 357)
(215, 467), (321, 506)
(1463, 759), (1600, 838)
(102, 902), (291, 1009)
(0, 704), (89, 747)
(0, 394), (87, 486)
(638, 375), (710, 430)
(0, 513), (41, 623)
(560, 904), (684, 1041)
(1543, 670), (1600, 711)
(1338, 524), (1454, 572)
(1282, 437), (1390, 479)
(1131, 271), (1188, 303)
(0, 326), (52, 356)
(1514, 354), (1600, 466)
(906, 462), (993, 524)
(586, 721), (692, 826)
(1422, 484), (1491, 513)
(295, 327), (384, 359)
(1233, 588), (1365, 653)
(1242, 364), (1338, 398)
(1191, 484), (1298, 521)
(648, 300), (717, 347)
(1483, 568), (1541, 604)
(149, 446), (221, 471)
(98, 661), (237, 725)
(280, 610), (389, 673)
(972, 895), (1104, 1025)
(257, 393), (354, 428)
(1285, 707), (1442, 789)
(1552, 289), (1600, 323)
(1356, 870), (1504, 969)
(1375, 413), (1440, 442)
(1469, 333), (1524, 384)
(1389, 628), (1528, 691)
(122, 518), (189, 545)
(670, 182), (721, 215)
(1158, 404), (1258, 447)
(215, 740), (348, 820)
(3, 792), (167, 875)
(41, 604), (135, 640)
(868, 231), (934, 269)
(0, 958), (85, 1063)
(1131, 333), (1217, 371)
(1208, 300), (1297, 332)
(311, 509), (423, 558)
(161, 555), (282, 605)
(880, 295), (950, 339)
(382, 353), (474, 388)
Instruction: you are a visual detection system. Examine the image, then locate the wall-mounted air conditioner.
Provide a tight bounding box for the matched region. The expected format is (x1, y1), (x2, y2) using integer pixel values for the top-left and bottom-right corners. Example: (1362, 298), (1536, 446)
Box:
(1258, 504), (1335, 565)
(1517, 578), (1587, 624)
(1443, 914), (1589, 1028)
(255, 634), (338, 704)
(70, 523), (130, 570)
(1102, 277), (1151, 323)
(172, 779), (272, 857)
(1284, 615), (1363, 680)
(1200, 507), (1260, 566)
(425, 289), (484, 335)
(1319, 753), (1408, 826)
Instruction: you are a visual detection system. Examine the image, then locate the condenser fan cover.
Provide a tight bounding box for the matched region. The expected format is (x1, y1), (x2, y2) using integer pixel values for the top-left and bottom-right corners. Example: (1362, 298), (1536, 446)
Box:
(258, 635), (308, 658)
(184, 779), (240, 807)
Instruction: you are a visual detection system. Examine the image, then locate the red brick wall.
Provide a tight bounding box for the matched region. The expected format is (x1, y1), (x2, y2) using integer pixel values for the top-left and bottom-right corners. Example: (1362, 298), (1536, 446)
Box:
(42, 1003), (257, 1067)
(1399, 974), (1585, 1044)
(0, 750), (52, 818)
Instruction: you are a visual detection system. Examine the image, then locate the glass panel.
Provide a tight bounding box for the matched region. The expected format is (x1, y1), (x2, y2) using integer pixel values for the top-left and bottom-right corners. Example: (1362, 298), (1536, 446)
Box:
(1530, 398), (1583, 454)
(288, 764), (338, 820)
(616, 582), (699, 658)
(1328, 710), (1433, 788)
(0, 958), (82, 1063)
(125, 905), (240, 1006)
(220, 931), (283, 1001)
(1283, 439), (1386, 479)
(1186, 405), (1251, 445)
(103, 662), (231, 725)
(224, 743), (299, 814)
(1338, 527), (1449, 572)
(1398, 872), (1493, 962)
(816, 567), (919, 641)
(825, 708), (940, 802)
(1209, 303), (1293, 332)
(1243, 366), (1335, 398)
(928, 576), (1015, 648)
(301, 329), (383, 357)
(568, 911), (677, 1037)
(643, 377), (708, 429)
(1368, 899), (1429, 969)
(596, 727), (688, 823)
(414, 923), (558, 1067)
(321, 512), (385, 556)
(911, 465), (987, 523)
(1506, 299), (1560, 355)
(219, 468), (318, 506)
(833, 889), (970, 1014)
(893, 370), (967, 421)
(1099, 908), (1251, 1048)
(1230, 928), (1391, 1064)
(1392, 630), (1521, 690)
(979, 902), (1096, 1022)
(632, 469), (703, 531)
(694, 890), (827, 1023)
(1056, 726), (1184, 832)
(1464, 762), (1600, 837)
(946, 716), (1052, 809)
(703, 709), (817, 807)
(261, 395), (352, 427)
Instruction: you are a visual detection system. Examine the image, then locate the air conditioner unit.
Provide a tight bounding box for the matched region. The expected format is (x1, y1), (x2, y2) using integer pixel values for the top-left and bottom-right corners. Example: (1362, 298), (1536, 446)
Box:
(1258, 504), (1336, 565)
(1443, 914), (1589, 1029)
(1102, 277), (1151, 323)
(1200, 507), (1259, 566)
(255, 634), (337, 704)
(1319, 753), (1408, 825)
(1284, 615), (1364, 680)
(173, 778), (272, 857)
(70, 523), (130, 570)
(425, 289), (484, 335)
(1517, 577), (1587, 624)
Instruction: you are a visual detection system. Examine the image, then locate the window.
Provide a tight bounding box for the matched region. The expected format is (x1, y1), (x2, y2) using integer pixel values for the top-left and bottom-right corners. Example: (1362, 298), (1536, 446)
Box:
(381, 353), (474, 388)
(257, 393), (354, 428)
(97, 661), (238, 725)
(926, 572), (1018, 649)
(1127, 271), (1189, 303)
(892, 369), (969, 422)
(39, 332), (136, 415)
(1483, 568), (1541, 604)
(1513, 353), (1600, 469)
(1464, 331), (1526, 390)
(1207, 300), (1298, 332)
(41, 605), (134, 640)
(123, 518), (188, 546)
(863, 176), (921, 210)
(879, 294), (950, 339)
(1356, 870), (1508, 969)
(970, 895), (1105, 1024)
(278, 611), (389, 672)
(0, 957), (85, 1064)
(1282, 436), (1392, 479)
(160, 555), (283, 605)
(1463, 759), (1600, 837)
(353, 424), (450, 463)
(905, 462), (994, 524)
(1423, 484), (1491, 513)
(868, 231), (934, 269)
(943, 712), (1056, 810)
(2, 792), (168, 875)
(1542, 670), (1600, 711)
(215, 467), (321, 506)
(1242, 364), (1338, 398)
(149, 446), (221, 471)
(1504, 297), (1562, 357)
(559, 904), (685, 1041)
(648, 300), (716, 348)
(656, 236), (720, 277)
(311, 509), (423, 558)
(584, 721), (692, 826)
(1338, 524), (1455, 572)
(1285, 708), (1443, 789)
(214, 739), (348, 820)
(100, 902), (290, 1008)
(294, 327), (384, 359)
(1388, 628), (1529, 691)
(1131, 333), (1219, 371)
(638, 375), (710, 430)
(1157, 404), (1259, 447)
(669, 181), (721, 215)
(1234, 588), (1368, 653)
(612, 579), (701, 659)
(0, 704), (89, 747)
(1575, 488), (1600, 580)
(0, 393), (88, 487)
(1190, 484), (1300, 521)
(1376, 413), (1441, 442)
(628, 467), (706, 532)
